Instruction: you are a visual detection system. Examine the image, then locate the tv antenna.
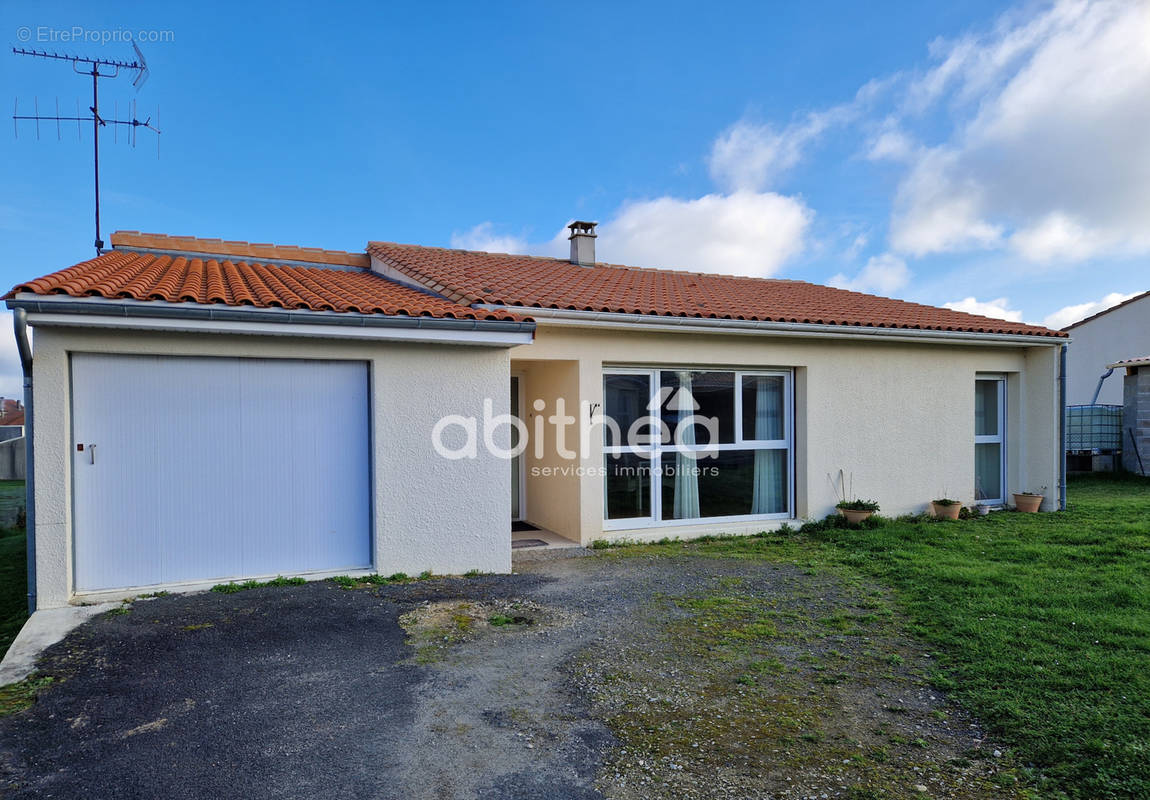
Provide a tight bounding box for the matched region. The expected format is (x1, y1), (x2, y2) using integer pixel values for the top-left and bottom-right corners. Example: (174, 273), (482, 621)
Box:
(12, 42), (162, 256)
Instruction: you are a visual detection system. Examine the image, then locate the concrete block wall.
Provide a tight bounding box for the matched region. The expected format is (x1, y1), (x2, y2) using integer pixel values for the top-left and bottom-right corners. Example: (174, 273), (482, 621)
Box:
(0, 437), (26, 481)
(1122, 366), (1150, 475)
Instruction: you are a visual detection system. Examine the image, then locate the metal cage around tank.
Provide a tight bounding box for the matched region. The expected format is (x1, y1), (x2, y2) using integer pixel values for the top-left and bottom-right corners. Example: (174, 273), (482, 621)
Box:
(1065, 404), (1123, 453)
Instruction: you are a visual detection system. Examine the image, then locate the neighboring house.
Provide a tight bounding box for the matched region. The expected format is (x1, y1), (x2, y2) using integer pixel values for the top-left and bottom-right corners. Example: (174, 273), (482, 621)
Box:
(1062, 290), (1150, 405)
(7, 227), (1067, 609)
(0, 397), (26, 442)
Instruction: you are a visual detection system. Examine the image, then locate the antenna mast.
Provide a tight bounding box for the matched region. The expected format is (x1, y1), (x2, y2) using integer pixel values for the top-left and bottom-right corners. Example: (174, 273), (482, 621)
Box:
(12, 43), (161, 256)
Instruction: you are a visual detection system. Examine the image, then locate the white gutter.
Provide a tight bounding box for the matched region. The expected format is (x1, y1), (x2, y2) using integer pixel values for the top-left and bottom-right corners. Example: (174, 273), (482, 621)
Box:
(484, 305), (1067, 347)
(8, 295), (535, 347)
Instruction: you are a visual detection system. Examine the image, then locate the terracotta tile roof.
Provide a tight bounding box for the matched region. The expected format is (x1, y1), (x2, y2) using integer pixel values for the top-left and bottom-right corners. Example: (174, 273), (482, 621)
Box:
(0, 399), (23, 427)
(368, 242), (1067, 338)
(1108, 355), (1150, 369)
(9, 249), (522, 321)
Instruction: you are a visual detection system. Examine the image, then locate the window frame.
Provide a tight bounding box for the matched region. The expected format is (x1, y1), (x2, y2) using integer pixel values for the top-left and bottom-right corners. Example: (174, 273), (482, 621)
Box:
(602, 366), (794, 529)
(974, 375), (1007, 506)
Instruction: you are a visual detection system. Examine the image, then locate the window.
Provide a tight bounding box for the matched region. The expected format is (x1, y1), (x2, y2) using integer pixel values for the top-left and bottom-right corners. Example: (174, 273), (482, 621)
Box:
(975, 378), (1005, 504)
(603, 369), (792, 526)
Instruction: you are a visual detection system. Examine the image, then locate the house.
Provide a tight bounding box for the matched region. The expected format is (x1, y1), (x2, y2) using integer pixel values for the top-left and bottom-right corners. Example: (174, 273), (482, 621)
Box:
(1062, 290), (1150, 405)
(7, 226), (1067, 609)
(0, 397), (26, 442)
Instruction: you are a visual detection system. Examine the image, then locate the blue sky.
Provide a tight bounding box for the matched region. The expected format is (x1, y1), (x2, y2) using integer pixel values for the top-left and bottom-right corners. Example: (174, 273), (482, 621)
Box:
(1, 1), (1147, 395)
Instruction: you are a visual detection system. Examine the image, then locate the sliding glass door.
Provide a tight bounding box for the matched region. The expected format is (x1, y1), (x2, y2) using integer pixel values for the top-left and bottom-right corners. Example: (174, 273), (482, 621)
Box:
(975, 377), (1005, 504)
(603, 368), (792, 527)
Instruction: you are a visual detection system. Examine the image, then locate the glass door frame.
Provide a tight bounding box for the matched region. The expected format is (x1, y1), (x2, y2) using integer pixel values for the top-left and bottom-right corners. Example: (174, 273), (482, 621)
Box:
(975, 376), (1006, 505)
(510, 373), (526, 522)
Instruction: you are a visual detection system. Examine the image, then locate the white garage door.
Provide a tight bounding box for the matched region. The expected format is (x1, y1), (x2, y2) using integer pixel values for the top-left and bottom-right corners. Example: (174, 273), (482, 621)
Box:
(71, 354), (371, 592)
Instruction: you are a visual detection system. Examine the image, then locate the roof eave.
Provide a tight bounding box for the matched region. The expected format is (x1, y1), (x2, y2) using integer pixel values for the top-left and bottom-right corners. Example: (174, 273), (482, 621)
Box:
(8, 294), (535, 347)
(478, 305), (1066, 346)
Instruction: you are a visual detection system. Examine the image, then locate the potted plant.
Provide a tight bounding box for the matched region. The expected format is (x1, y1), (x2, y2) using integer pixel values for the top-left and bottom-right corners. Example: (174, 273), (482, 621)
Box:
(828, 469), (880, 524)
(1012, 488), (1046, 513)
(836, 498), (880, 524)
(931, 498), (962, 520)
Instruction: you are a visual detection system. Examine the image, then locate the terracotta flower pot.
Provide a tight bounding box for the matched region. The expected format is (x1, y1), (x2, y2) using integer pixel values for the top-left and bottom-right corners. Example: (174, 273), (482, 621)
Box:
(1013, 493), (1043, 513)
(839, 508), (874, 524)
(931, 501), (962, 520)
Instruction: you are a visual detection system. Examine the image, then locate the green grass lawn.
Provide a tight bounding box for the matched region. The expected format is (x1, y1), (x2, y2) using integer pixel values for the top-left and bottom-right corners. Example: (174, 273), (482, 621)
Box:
(0, 480), (27, 661)
(615, 473), (1150, 799)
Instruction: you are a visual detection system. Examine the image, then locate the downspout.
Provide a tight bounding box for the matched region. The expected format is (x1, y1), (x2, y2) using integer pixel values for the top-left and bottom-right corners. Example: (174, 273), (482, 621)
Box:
(1090, 368), (1114, 405)
(1059, 344), (1068, 512)
(13, 309), (35, 612)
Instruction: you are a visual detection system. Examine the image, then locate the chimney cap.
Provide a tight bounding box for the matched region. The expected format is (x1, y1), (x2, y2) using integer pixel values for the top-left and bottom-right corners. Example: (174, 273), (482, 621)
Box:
(567, 220), (598, 238)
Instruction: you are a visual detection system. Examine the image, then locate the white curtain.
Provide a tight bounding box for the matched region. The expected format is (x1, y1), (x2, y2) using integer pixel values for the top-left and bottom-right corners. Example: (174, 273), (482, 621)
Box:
(673, 371), (701, 519)
(751, 377), (784, 514)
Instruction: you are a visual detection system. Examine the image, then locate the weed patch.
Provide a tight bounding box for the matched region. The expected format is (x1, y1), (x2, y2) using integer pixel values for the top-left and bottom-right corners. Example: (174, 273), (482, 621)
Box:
(211, 576), (306, 594)
(0, 674), (54, 718)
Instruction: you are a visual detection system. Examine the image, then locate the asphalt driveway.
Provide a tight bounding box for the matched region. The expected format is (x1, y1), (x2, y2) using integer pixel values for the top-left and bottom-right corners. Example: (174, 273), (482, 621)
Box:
(0, 553), (1018, 800)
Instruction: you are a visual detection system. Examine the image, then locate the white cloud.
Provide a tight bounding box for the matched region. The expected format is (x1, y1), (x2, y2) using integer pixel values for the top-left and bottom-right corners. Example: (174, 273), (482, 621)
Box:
(888, 0), (1150, 263)
(942, 296), (1023, 322)
(865, 125), (916, 162)
(599, 191), (812, 276)
(1042, 290), (1141, 330)
(707, 88), (876, 193)
(452, 192), (812, 278)
(844, 232), (869, 259)
(450, 223), (531, 255)
(708, 117), (828, 192)
(1008, 211), (1111, 263)
(829, 253), (910, 295)
(889, 147), (1003, 256)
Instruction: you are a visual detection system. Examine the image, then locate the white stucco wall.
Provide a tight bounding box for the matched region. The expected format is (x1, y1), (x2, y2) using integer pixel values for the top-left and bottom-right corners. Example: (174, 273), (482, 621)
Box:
(511, 324), (1064, 544)
(30, 325), (512, 608)
(1064, 293), (1150, 405)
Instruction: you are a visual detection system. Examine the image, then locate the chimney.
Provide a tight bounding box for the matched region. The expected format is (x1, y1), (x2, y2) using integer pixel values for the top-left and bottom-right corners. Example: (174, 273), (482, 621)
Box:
(568, 220), (597, 266)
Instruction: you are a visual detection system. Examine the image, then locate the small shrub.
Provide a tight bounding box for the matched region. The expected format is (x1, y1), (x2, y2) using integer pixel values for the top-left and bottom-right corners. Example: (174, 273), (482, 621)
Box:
(591, 538), (611, 550)
(264, 576), (306, 587)
(417, 570), (433, 580)
(836, 499), (881, 512)
(212, 576), (305, 594)
(803, 513), (886, 533)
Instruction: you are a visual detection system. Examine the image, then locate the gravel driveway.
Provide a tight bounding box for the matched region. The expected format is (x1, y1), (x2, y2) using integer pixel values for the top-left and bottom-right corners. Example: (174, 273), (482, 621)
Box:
(0, 551), (1020, 799)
